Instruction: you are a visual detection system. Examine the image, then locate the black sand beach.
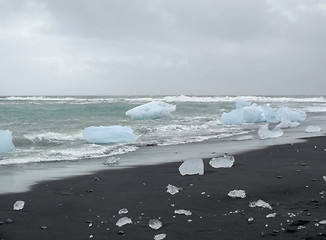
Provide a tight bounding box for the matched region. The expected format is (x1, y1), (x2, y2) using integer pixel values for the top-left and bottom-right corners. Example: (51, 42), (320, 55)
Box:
(1, 136), (326, 240)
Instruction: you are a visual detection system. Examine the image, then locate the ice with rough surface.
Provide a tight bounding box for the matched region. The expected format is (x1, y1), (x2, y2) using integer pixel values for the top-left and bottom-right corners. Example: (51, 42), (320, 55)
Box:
(228, 190), (246, 198)
(266, 213), (277, 218)
(166, 184), (181, 195)
(174, 209), (192, 216)
(276, 118), (300, 129)
(277, 107), (306, 122)
(209, 155), (235, 168)
(13, 201), (25, 211)
(179, 159), (204, 176)
(149, 219), (162, 230)
(104, 157), (119, 165)
(0, 130), (15, 153)
(305, 125), (321, 133)
(116, 217), (132, 227)
(83, 126), (139, 144)
(154, 233), (167, 240)
(258, 124), (283, 140)
(249, 199), (272, 210)
(319, 220), (326, 225)
(118, 208), (128, 215)
(126, 101), (176, 120)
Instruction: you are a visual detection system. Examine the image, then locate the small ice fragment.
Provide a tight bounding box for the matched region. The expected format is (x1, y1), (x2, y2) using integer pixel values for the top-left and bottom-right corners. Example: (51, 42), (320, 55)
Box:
(266, 213), (277, 218)
(154, 233), (167, 240)
(235, 135), (254, 141)
(174, 209), (192, 216)
(228, 190), (246, 199)
(116, 217), (132, 227)
(323, 176), (326, 181)
(178, 159), (204, 176)
(319, 220), (326, 224)
(118, 208), (128, 215)
(13, 201), (25, 211)
(166, 184), (181, 195)
(248, 217), (254, 222)
(258, 124), (283, 140)
(149, 219), (162, 230)
(249, 199), (272, 210)
(209, 154), (235, 168)
(104, 157), (119, 165)
(276, 118), (300, 129)
(305, 125), (321, 133)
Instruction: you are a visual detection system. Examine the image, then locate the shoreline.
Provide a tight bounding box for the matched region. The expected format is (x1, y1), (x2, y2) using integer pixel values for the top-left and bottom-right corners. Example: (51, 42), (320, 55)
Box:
(1, 136), (326, 239)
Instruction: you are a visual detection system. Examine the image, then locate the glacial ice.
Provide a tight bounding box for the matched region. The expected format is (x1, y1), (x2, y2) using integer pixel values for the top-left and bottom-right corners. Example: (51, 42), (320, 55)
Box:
(166, 184), (181, 195)
(209, 155), (235, 168)
(249, 199), (272, 210)
(116, 217), (132, 227)
(154, 233), (167, 240)
(258, 124), (283, 140)
(118, 208), (128, 214)
(126, 101), (176, 120)
(13, 201), (25, 211)
(148, 219), (162, 230)
(305, 125), (321, 133)
(174, 209), (192, 216)
(0, 130), (15, 153)
(178, 159), (204, 176)
(236, 99), (251, 109)
(83, 126), (139, 144)
(228, 190), (246, 198)
(276, 118), (300, 129)
(277, 107), (306, 122)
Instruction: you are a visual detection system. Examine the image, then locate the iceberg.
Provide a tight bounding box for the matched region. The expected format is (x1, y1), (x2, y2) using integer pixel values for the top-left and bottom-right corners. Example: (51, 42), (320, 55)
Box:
(0, 130), (15, 153)
(209, 155), (235, 168)
(126, 101), (176, 120)
(178, 159), (204, 176)
(83, 126), (139, 144)
(305, 125), (321, 133)
(261, 104), (279, 123)
(249, 199), (272, 210)
(258, 124), (283, 140)
(236, 99), (251, 109)
(228, 190), (246, 199)
(277, 107), (306, 122)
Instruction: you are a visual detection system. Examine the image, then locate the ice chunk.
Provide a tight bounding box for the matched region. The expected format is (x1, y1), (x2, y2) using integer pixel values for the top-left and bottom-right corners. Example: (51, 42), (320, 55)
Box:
(258, 124), (283, 140)
(228, 190), (246, 199)
(116, 217), (132, 227)
(118, 208), (128, 215)
(174, 209), (192, 216)
(0, 130), (15, 153)
(178, 159), (204, 176)
(104, 157), (119, 165)
(220, 108), (244, 125)
(83, 126), (139, 144)
(305, 125), (321, 133)
(166, 184), (181, 195)
(319, 220), (326, 225)
(249, 199), (272, 210)
(148, 219), (162, 230)
(266, 213), (277, 218)
(209, 155), (235, 168)
(323, 176), (326, 181)
(221, 105), (265, 125)
(261, 104), (279, 123)
(126, 101), (176, 120)
(276, 117), (300, 129)
(277, 107), (306, 122)
(154, 233), (167, 240)
(236, 99), (251, 109)
(13, 200), (25, 211)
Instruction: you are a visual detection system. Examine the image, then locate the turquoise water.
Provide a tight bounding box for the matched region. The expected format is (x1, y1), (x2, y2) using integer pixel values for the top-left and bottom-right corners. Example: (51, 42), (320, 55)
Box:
(0, 95), (325, 165)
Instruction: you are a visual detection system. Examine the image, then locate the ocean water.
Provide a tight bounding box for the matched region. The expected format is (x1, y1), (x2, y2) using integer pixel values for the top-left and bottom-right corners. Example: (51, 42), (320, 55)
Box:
(0, 95), (326, 166)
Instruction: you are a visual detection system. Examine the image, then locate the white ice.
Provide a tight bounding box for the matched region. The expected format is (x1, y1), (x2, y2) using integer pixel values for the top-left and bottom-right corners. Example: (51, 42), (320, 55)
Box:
(174, 209), (192, 216)
(118, 208), (128, 214)
(166, 184), (181, 195)
(149, 219), (162, 230)
(228, 190), (246, 198)
(13, 200), (25, 211)
(0, 130), (15, 153)
(209, 155), (235, 168)
(178, 159), (204, 176)
(154, 233), (167, 240)
(83, 126), (139, 144)
(249, 199), (272, 210)
(319, 220), (326, 225)
(277, 107), (306, 122)
(116, 217), (132, 227)
(305, 125), (321, 133)
(266, 213), (277, 218)
(104, 157), (119, 165)
(323, 176), (326, 181)
(258, 124), (283, 140)
(276, 117), (300, 129)
(126, 101), (176, 120)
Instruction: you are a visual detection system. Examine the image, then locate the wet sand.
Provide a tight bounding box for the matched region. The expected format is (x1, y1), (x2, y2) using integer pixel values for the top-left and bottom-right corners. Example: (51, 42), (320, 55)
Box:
(0, 136), (326, 240)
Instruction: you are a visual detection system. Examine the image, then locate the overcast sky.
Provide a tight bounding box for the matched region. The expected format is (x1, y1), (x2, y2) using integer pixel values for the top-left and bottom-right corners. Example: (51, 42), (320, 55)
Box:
(0, 0), (325, 96)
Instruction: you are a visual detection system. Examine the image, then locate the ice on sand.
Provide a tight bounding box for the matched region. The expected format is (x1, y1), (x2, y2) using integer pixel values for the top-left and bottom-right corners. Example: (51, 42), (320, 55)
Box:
(277, 107), (306, 122)
(276, 118), (300, 129)
(323, 176), (326, 181)
(149, 219), (162, 230)
(126, 101), (176, 120)
(118, 208), (128, 214)
(166, 184), (181, 195)
(209, 155), (235, 168)
(228, 190), (246, 199)
(83, 126), (139, 144)
(13, 201), (25, 211)
(305, 125), (321, 133)
(258, 124), (283, 140)
(178, 159), (204, 176)
(235, 135), (254, 141)
(154, 233), (167, 240)
(0, 130), (15, 153)
(174, 209), (192, 216)
(266, 213), (277, 218)
(249, 199), (272, 210)
(104, 157), (119, 165)
(116, 217), (132, 227)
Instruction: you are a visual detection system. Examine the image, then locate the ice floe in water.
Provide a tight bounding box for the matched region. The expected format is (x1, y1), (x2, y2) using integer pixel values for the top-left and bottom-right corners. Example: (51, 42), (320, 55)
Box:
(305, 125), (321, 133)
(149, 219), (162, 230)
(209, 155), (235, 168)
(118, 208), (128, 215)
(228, 190), (246, 199)
(174, 209), (192, 216)
(249, 199), (272, 210)
(258, 124), (283, 140)
(154, 233), (167, 240)
(83, 126), (139, 144)
(116, 217), (132, 227)
(126, 101), (176, 120)
(13, 201), (25, 211)
(179, 159), (204, 176)
(166, 184), (181, 195)
(0, 130), (15, 153)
